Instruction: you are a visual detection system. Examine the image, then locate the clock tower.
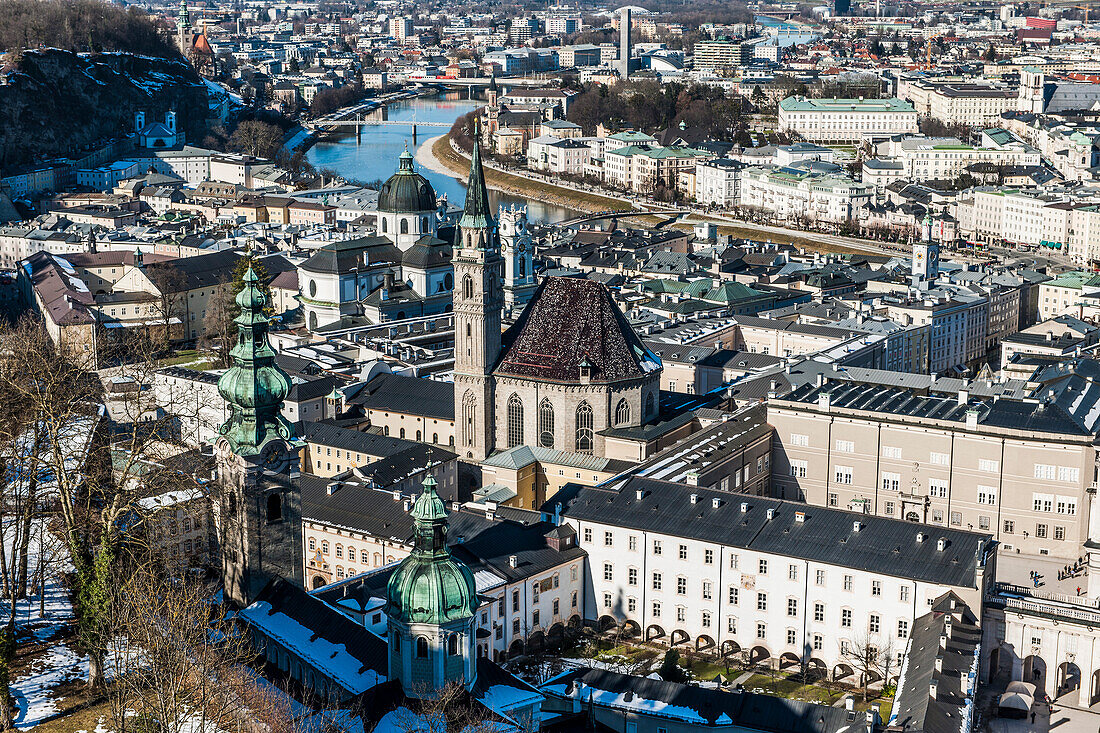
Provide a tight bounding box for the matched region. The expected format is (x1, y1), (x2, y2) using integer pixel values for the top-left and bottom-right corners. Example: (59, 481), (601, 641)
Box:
(216, 265), (303, 607)
(911, 212), (939, 288)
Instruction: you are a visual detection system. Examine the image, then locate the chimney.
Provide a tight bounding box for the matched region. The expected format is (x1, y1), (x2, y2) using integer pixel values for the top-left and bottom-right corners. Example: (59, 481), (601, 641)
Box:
(740, 501), (749, 513)
(937, 537), (946, 551)
(852, 520), (862, 532)
(818, 391), (832, 411)
(845, 697), (855, 712)
(712, 497), (722, 509)
(403, 499), (411, 512)
(687, 471), (700, 487)
(766, 508), (775, 520)
(957, 389), (968, 405)
(929, 681), (938, 700)
(795, 511), (806, 522)
(635, 489), (646, 501)
(327, 482), (338, 496)
(965, 408), (978, 430)
(917, 532), (925, 543)
(508, 555), (517, 568)
(690, 492), (699, 504)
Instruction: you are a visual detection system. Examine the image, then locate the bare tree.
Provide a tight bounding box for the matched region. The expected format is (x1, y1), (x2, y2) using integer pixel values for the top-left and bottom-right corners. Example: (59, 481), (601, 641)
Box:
(145, 263), (188, 348)
(839, 633), (896, 702)
(392, 682), (502, 733)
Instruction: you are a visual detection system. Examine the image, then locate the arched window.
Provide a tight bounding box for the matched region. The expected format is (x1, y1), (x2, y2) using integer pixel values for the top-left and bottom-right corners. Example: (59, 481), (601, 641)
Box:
(400, 218), (409, 234)
(433, 433), (439, 443)
(462, 391), (476, 447)
(422, 216), (429, 232)
(615, 398), (631, 426)
(226, 490), (237, 518)
(416, 636), (429, 658)
(463, 274), (474, 300)
(448, 634), (459, 655)
(400, 428), (406, 439)
(507, 394), (524, 448)
(518, 257), (526, 278)
(575, 402), (593, 454)
(381, 218), (388, 233)
(445, 273), (453, 290)
(645, 392), (655, 418)
(416, 430), (422, 441)
(465, 323), (472, 357)
(539, 399), (555, 448)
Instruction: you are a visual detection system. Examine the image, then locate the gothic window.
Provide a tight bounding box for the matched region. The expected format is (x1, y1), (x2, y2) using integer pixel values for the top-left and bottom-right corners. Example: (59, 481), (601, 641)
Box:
(266, 493), (282, 523)
(226, 490), (237, 518)
(615, 398), (631, 426)
(465, 323), (472, 357)
(575, 401), (594, 454)
(539, 399), (555, 448)
(462, 391), (476, 447)
(645, 392), (655, 418)
(463, 275), (473, 300)
(400, 218), (409, 235)
(507, 394), (524, 448)
(422, 216), (429, 231)
(448, 634), (459, 655)
(416, 636), (429, 658)
(382, 218), (388, 233)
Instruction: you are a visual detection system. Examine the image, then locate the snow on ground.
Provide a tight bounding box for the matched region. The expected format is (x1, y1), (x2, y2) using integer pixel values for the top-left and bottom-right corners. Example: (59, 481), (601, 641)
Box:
(12, 644), (85, 728)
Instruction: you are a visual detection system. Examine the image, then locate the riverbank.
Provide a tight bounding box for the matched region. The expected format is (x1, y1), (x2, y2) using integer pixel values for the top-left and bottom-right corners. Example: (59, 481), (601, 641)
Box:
(420, 133), (629, 215)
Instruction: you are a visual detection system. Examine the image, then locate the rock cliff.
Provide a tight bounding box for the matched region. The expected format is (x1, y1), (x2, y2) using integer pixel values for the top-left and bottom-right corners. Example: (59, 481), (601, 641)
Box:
(0, 49), (211, 168)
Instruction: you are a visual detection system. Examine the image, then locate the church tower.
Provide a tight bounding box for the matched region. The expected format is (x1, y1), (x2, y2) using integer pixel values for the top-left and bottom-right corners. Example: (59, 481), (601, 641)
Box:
(176, 0), (193, 55)
(385, 471), (479, 697)
(911, 212), (939, 288)
(216, 265), (303, 607)
(498, 205), (536, 316)
(452, 132), (502, 461)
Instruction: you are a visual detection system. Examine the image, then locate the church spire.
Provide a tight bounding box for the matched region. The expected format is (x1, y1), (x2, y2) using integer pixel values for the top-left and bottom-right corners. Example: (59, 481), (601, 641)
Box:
(460, 127), (494, 234)
(216, 265), (296, 456)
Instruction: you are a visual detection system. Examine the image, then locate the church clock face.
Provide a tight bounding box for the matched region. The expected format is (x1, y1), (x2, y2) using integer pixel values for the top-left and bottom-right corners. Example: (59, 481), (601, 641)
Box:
(261, 441), (289, 472)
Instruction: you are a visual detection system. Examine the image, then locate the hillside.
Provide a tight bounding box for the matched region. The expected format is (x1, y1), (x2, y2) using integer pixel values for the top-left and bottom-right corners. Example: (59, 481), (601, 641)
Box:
(0, 49), (211, 168)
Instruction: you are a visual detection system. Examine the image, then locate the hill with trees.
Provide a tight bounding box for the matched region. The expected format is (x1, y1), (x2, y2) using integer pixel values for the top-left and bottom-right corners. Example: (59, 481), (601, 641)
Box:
(0, 0), (179, 61)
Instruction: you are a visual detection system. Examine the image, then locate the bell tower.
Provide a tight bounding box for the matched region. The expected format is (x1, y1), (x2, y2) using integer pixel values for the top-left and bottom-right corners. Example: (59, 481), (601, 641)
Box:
(452, 131), (502, 461)
(499, 205), (536, 316)
(216, 265), (303, 607)
(385, 471), (478, 697)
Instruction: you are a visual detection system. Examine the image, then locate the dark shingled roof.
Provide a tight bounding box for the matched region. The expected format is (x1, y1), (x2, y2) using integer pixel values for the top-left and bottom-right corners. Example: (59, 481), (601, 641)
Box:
(891, 594), (981, 733)
(299, 236), (400, 276)
(556, 477), (990, 588)
(343, 372), (454, 420)
(495, 277), (659, 384)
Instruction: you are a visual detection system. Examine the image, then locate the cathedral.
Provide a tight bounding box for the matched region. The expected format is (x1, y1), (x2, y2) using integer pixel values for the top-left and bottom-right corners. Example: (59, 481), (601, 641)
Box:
(298, 147), (536, 331)
(452, 135), (663, 462)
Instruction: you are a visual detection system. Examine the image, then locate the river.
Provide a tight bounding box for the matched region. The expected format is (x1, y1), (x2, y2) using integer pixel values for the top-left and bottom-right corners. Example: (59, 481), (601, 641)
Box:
(306, 92), (577, 224)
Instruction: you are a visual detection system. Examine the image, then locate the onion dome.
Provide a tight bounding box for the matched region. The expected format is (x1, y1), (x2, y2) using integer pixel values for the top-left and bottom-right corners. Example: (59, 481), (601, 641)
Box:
(385, 472), (478, 626)
(378, 148), (437, 214)
(216, 265), (296, 456)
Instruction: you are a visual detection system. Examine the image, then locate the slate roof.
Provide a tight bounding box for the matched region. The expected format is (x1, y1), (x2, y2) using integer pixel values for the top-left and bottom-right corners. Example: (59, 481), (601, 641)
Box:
(299, 236), (399, 276)
(780, 381), (1095, 438)
(301, 422), (421, 458)
(343, 373), (454, 420)
(556, 477), (990, 588)
(891, 594), (980, 733)
(495, 277), (660, 384)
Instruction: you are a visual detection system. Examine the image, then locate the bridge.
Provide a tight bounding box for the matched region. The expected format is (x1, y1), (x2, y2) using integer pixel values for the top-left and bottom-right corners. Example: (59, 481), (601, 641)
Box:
(306, 116), (451, 142)
(417, 76), (559, 88)
(558, 207), (687, 228)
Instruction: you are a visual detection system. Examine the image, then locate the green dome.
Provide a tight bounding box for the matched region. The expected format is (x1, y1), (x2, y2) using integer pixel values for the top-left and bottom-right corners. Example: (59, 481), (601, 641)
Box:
(386, 474), (478, 626)
(378, 149), (437, 214)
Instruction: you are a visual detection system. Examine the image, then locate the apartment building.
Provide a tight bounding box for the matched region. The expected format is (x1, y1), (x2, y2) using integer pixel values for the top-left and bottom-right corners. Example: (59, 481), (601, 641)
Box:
(563, 476), (993, 677)
(1036, 272), (1094, 321)
(694, 158), (745, 206)
(739, 166), (873, 224)
(769, 381), (1097, 559)
(138, 488), (213, 569)
(874, 136), (1039, 181)
(526, 136), (592, 175)
(777, 97), (917, 144)
(904, 81), (1018, 127)
(603, 144), (710, 192)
